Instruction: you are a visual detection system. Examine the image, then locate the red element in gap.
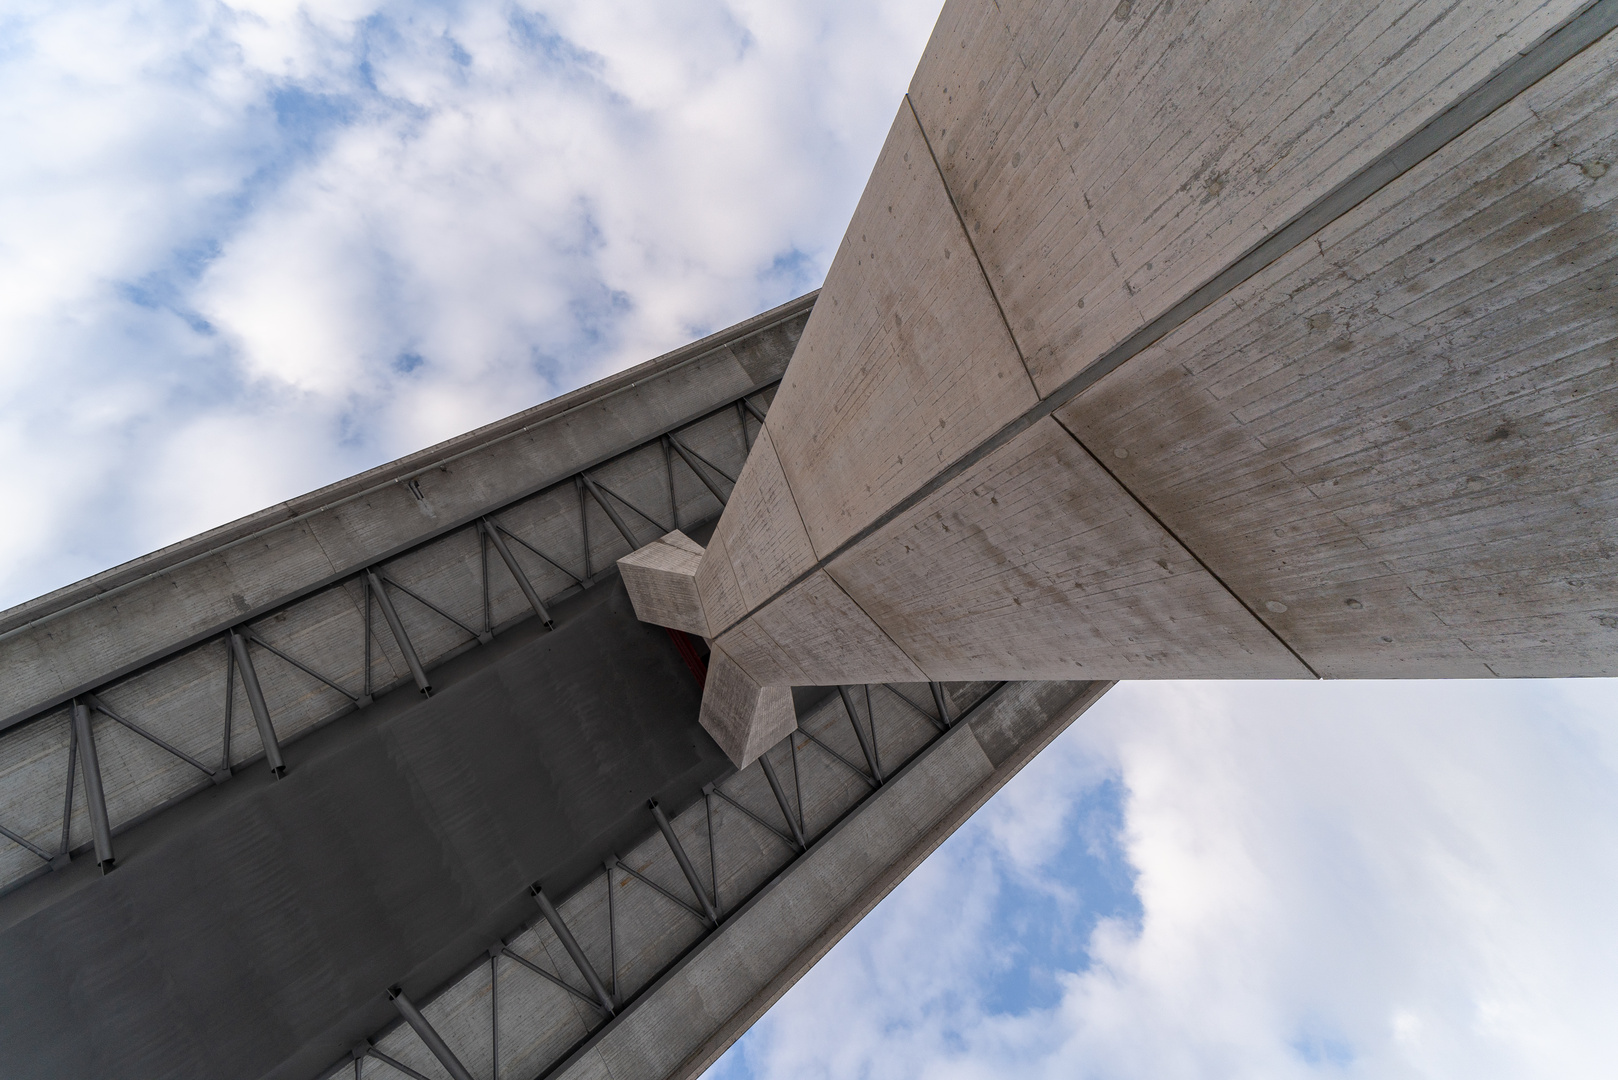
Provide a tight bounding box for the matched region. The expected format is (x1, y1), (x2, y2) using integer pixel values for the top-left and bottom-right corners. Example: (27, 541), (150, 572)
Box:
(666, 628), (708, 690)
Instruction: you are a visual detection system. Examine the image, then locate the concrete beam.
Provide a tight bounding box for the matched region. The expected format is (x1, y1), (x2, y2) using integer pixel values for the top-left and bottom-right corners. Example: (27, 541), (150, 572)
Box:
(696, 648), (797, 769)
(761, 102), (1038, 559)
(909, 0), (1586, 395)
(696, 426), (820, 628)
(0, 294), (813, 731)
(824, 417), (1309, 680)
(1054, 27), (1618, 676)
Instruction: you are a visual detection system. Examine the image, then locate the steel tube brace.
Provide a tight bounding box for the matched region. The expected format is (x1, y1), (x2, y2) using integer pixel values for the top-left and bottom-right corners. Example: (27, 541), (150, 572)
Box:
(580, 474), (639, 550)
(531, 883), (616, 1014)
(758, 755), (806, 850)
(228, 631), (286, 778)
(837, 686), (883, 784)
(649, 799), (720, 925)
(366, 570), (431, 695)
(481, 519), (554, 628)
(70, 700), (115, 872)
(667, 435), (729, 505)
(387, 986), (477, 1080)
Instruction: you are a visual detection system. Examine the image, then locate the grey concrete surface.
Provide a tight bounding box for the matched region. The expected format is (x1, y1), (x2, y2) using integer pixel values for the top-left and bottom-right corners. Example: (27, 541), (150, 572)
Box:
(689, 0), (1618, 691)
(0, 306), (801, 896)
(910, 0), (1583, 395)
(0, 576), (727, 1080)
(618, 531), (709, 637)
(0, 293), (811, 731)
(1057, 28), (1618, 676)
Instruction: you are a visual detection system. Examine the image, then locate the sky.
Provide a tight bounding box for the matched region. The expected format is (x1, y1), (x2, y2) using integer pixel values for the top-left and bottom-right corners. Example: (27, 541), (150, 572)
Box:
(711, 679), (1618, 1080)
(3, 2), (1616, 1078)
(0, 0), (939, 609)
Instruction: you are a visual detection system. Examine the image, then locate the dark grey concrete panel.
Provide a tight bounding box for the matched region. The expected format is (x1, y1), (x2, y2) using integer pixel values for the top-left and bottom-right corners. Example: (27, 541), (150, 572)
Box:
(0, 578), (727, 1080)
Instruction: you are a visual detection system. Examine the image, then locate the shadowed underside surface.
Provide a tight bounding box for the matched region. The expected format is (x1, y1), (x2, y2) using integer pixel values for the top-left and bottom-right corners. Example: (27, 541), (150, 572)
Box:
(0, 579), (725, 1080)
(5, 0), (1618, 1077)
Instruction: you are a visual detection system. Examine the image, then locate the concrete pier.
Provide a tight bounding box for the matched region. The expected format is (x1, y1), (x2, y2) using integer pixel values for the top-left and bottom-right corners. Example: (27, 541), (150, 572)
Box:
(647, 0), (1618, 761)
(5, 0), (1617, 1075)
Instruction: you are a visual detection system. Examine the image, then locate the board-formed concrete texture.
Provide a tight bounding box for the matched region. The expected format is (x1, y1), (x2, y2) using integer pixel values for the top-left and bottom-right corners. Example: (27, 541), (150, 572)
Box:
(619, 531), (710, 638)
(698, 0), (1618, 692)
(695, 647), (797, 767)
(695, 426), (819, 623)
(7, 0), (1618, 1077)
(824, 417), (1310, 681)
(909, 0), (1589, 395)
(1055, 28), (1618, 677)
(762, 102), (1038, 558)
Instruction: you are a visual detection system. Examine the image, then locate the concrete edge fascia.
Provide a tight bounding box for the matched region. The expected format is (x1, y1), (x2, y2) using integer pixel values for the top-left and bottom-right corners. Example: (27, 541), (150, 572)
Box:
(0, 290), (818, 639)
(537, 679), (1114, 1080)
(664, 679), (1114, 1080)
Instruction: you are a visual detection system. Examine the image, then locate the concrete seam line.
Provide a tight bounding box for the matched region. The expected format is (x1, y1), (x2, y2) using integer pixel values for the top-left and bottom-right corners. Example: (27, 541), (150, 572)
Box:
(1049, 416), (1321, 678)
(903, 92), (1044, 397)
(818, 567), (933, 682)
(664, 680), (1116, 1080)
(708, 0), (1618, 641)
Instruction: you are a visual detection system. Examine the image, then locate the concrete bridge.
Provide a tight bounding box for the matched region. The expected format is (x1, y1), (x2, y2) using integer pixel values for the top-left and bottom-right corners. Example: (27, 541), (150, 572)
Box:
(1, 0), (1614, 1077)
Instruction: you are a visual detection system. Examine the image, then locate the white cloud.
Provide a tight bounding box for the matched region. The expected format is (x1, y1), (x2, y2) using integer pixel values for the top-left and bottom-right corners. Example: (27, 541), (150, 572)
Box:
(6, 8), (1613, 1077)
(0, 0), (943, 609)
(716, 680), (1618, 1079)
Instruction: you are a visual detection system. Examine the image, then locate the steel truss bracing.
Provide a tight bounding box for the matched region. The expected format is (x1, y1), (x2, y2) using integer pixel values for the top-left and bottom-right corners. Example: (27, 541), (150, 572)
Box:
(324, 678), (986, 1080)
(0, 383), (776, 894)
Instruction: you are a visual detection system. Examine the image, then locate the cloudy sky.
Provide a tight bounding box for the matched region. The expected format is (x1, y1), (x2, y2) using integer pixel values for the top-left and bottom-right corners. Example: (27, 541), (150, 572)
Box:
(712, 678), (1618, 1079)
(0, 0), (939, 609)
(4, 2), (1615, 1078)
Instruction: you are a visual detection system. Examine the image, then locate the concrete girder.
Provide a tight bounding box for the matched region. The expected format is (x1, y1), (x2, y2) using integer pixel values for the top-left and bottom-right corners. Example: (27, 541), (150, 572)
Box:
(0, 306), (805, 896)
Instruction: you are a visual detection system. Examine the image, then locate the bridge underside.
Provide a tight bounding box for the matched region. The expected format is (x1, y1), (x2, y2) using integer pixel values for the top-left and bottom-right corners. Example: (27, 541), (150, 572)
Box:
(3, 0), (1617, 1077)
(0, 289), (1110, 1080)
(0, 578), (725, 1079)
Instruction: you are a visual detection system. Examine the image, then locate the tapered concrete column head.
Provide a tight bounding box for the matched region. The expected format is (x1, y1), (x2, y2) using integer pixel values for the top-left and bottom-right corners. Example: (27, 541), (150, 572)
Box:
(617, 530), (710, 637)
(699, 646), (796, 769)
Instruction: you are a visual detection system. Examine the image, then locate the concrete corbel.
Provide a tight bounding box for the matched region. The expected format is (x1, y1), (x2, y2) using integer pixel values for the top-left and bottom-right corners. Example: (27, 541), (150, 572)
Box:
(616, 530), (710, 637)
(697, 646), (796, 769)
(619, 532), (794, 768)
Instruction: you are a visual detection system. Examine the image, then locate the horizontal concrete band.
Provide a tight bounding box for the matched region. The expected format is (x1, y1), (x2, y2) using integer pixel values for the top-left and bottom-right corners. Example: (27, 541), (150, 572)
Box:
(0, 291), (817, 641)
(552, 679), (1112, 1080)
(0, 296), (814, 733)
(707, 0), (1618, 644)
